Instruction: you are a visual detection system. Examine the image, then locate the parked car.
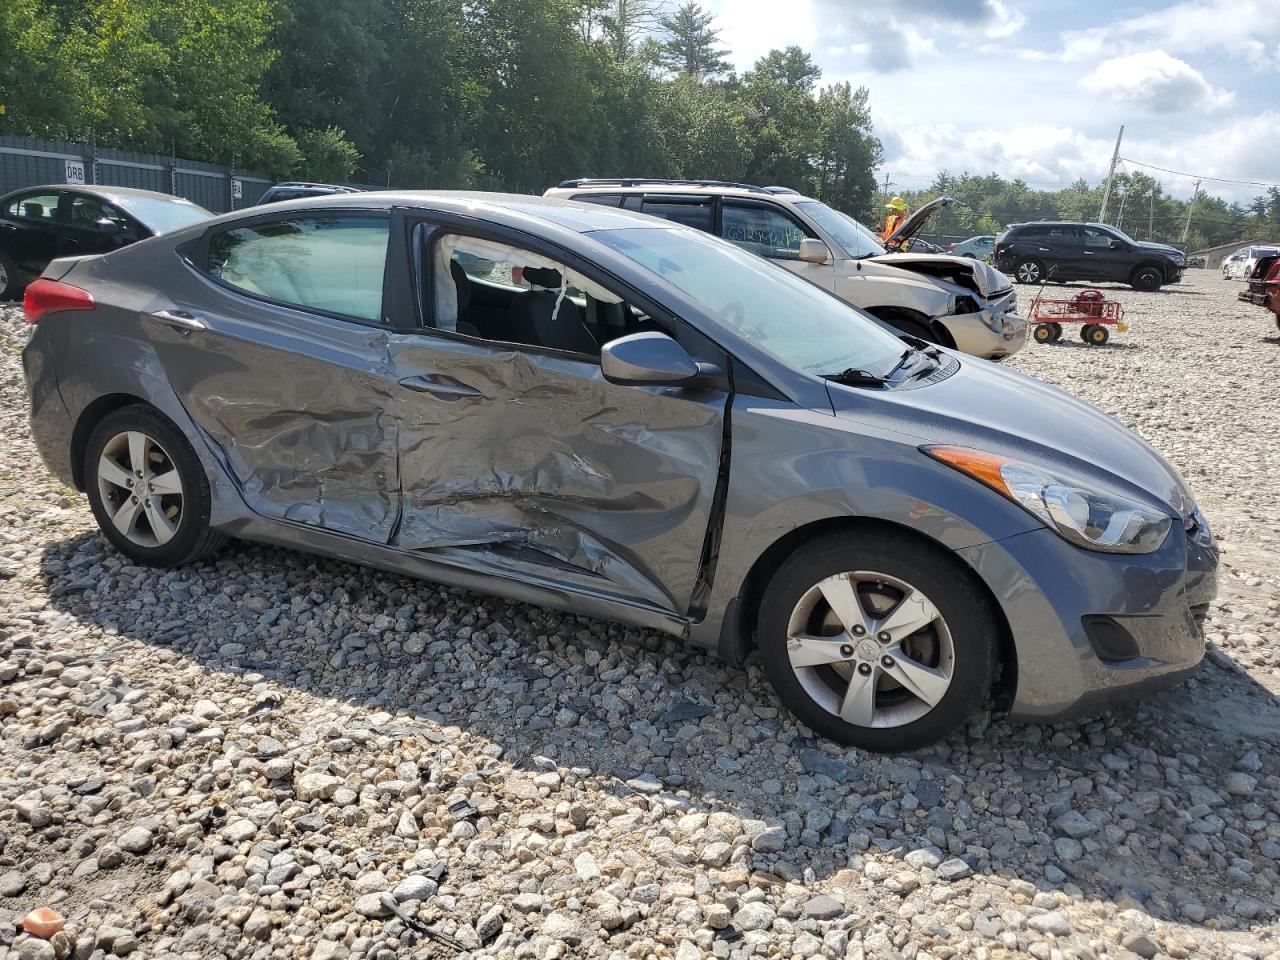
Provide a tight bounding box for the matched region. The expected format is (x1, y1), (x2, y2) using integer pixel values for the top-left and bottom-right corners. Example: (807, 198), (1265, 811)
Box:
(0, 185), (210, 300)
(1238, 252), (1280, 334)
(950, 235), (995, 259)
(1222, 245), (1279, 280)
(257, 182), (362, 205)
(994, 221), (1185, 291)
(545, 180), (1026, 360)
(22, 191), (1216, 752)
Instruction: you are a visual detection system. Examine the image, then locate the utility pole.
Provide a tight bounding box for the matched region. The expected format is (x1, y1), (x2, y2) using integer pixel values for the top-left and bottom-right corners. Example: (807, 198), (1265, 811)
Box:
(1148, 187), (1156, 240)
(1116, 187), (1128, 232)
(881, 171), (892, 208)
(1181, 179), (1201, 244)
(1097, 124), (1124, 223)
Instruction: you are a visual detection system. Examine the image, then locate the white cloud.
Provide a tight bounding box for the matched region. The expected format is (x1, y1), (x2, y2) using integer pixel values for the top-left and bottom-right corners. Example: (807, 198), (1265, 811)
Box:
(1058, 0), (1280, 72)
(1080, 51), (1234, 113)
(872, 112), (1280, 203)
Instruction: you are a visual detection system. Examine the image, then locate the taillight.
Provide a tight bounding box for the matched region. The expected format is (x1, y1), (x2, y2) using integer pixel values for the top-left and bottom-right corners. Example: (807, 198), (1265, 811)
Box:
(23, 278), (95, 324)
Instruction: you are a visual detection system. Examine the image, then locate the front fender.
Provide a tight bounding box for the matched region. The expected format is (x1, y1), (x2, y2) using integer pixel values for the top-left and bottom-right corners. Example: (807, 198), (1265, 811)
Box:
(688, 396), (1040, 655)
(836, 270), (952, 319)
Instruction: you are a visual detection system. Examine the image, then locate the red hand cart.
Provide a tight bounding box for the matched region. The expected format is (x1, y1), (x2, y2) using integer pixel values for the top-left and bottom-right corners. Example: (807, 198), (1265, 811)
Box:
(1028, 289), (1128, 346)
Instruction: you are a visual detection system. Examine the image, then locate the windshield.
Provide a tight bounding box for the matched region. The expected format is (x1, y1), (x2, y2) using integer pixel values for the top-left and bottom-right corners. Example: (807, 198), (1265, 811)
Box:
(1108, 225), (1138, 245)
(594, 227), (906, 378)
(112, 195), (212, 234)
(794, 201), (886, 259)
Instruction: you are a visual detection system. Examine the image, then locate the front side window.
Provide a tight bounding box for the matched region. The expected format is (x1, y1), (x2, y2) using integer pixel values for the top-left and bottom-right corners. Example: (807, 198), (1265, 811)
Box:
(6, 193), (62, 222)
(431, 232), (646, 357)
(68, 195), (129, 231)
(595, 227), (906, 378)
(1083, 228), (1117, 249)
(206, 215), (389, 322)
(720, 203), (809, 260)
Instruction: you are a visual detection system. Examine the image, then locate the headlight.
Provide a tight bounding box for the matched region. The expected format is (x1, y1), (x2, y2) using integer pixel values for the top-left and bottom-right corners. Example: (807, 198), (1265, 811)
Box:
(925, 446), (1173, 553)
(952, 295), (981, 315)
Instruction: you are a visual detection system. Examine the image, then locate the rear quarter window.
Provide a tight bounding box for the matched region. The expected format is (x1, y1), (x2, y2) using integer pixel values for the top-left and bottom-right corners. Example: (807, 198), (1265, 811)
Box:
(205, 215), (390, 322)
(639, 199), (713, 232)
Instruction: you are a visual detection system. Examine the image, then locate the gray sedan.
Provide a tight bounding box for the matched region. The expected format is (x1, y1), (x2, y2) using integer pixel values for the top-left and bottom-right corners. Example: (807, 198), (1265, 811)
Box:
(21, 192), (1217, 752)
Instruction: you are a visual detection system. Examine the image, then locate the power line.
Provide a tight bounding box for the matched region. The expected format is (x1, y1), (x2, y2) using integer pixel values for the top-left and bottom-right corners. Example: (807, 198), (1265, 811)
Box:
(1119, 157), (1280, 191)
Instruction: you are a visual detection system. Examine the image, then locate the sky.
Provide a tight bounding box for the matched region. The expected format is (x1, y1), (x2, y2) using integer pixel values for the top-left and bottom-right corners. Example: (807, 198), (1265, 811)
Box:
(703, 0), (1280, 204)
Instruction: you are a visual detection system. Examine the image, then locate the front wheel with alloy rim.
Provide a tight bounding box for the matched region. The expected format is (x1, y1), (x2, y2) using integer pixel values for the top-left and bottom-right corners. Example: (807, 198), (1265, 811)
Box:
(1131, 266), (1162, 291)
(757, 531), (997, 751)
(1013, 258), (1044, 284)
(84, 405), (226, 566)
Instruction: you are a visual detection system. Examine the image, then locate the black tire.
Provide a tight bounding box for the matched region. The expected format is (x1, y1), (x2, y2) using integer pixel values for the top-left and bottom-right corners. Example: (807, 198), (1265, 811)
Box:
(756, 530), (998, 752)
(1033, 323), (1054, 344)
(0, 249), (18, 301)
(84, 405), (226, 567)
(1088, 325), (1109, 345)
(1131, 266), (1162, 292)
(1050, 323), (1063, 342)
(1013, 258), (1044, 285)
(876, 310), (939, 347)
(1080, 324), (1095, 343)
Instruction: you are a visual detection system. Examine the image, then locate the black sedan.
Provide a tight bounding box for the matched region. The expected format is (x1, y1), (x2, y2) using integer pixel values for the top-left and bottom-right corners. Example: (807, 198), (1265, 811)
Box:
(0, 185), (211, 299)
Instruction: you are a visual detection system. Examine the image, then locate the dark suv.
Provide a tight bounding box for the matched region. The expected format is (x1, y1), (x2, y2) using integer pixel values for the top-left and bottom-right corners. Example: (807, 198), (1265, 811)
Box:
(256, 182), (361, 205)
(994, 221), (1185, 291)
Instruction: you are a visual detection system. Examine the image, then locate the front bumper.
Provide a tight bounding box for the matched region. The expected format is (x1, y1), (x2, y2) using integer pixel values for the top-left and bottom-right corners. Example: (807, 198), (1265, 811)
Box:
(937, 292), (1027, 361)
(957, 513), (1217, 721)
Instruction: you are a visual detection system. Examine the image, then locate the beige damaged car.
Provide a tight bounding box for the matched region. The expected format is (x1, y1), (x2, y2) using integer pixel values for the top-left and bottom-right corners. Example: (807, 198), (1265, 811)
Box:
(544, 181), (1027, 360)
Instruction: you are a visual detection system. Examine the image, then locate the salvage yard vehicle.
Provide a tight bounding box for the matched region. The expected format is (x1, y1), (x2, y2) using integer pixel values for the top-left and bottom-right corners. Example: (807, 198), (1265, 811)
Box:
(256, 182), (363, 205)
(1223, 245), (1279, 281)
(545, 180), (1027, 361)
(949, 235), (995, 259)
(22, 191), (1217, 752)
(994, 221), (1185, 291)
(1238, 251), (1280, 335)
(0, 185), (211, 300)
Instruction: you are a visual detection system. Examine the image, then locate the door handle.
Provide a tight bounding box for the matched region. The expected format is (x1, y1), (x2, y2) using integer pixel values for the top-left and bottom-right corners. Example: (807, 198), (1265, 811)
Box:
(147, 309), (207, 332)
(398, 375), (482, 399)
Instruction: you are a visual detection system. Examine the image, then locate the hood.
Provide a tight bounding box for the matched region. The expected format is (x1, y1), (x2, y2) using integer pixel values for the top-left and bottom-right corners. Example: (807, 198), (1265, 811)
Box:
(885, 195), (953, 246)
(1133, 240), (1181, 257)
(866, 252), (1012, 298)
(828, 356), (1193, 518)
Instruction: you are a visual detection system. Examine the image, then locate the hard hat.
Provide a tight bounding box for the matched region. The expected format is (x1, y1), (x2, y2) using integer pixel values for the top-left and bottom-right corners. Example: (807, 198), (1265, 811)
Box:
(885, 196), (907, 211)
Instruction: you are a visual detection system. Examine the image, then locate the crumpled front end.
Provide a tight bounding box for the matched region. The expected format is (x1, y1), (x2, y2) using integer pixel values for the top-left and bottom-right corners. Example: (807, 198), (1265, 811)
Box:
(935, 287), (1028, 361)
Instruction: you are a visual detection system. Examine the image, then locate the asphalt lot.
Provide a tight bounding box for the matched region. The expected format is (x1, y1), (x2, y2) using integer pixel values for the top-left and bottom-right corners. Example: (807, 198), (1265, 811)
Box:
(0, 270), (1276, 960)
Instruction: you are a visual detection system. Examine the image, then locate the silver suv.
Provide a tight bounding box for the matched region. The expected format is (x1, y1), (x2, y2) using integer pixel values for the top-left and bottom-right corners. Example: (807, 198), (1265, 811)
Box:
(544, 180), (1027, 360)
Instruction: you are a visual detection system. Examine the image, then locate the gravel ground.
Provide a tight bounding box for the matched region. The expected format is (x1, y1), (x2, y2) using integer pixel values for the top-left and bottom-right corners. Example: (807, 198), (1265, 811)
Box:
(0, 271), (1277, 960)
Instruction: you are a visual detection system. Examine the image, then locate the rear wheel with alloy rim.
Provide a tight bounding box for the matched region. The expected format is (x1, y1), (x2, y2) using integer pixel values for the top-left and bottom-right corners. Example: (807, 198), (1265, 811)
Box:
(85, 405), (225, 566)
(0, 250), (17, 300)
(757, 531), (997, 751)
(1014, 259), (1043, 284)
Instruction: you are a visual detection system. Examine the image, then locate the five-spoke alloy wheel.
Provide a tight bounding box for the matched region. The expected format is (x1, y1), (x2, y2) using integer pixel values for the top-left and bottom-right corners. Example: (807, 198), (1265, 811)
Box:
(758, 531), (997, 752)
(85, 405), (225, 566)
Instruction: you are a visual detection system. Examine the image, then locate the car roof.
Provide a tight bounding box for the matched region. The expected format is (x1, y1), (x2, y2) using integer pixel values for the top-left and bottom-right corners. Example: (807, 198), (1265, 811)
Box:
(549, 182), (821, 204)
(1, 184), (201, 206)
(193, 190), (674, 235)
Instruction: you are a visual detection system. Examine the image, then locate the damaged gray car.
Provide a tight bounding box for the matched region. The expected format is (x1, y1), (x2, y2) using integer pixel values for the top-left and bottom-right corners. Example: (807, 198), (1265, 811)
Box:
(22, 192), (1216, 752)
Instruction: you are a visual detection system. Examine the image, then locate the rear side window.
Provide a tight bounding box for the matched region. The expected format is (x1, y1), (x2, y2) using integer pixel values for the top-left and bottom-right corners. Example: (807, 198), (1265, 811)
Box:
(640, 198), (713, 232)
(571, 193), (623, 207)
(6, 192), (62, 221)
(206, 215), (390, 322)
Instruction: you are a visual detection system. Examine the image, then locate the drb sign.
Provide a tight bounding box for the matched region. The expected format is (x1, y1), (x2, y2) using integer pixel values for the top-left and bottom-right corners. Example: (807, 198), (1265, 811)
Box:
(64, 160), (86, 184)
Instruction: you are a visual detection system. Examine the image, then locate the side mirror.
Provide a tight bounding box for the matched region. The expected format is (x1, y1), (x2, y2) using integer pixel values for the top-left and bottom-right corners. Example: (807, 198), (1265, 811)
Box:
(95, 218), (123, 234)
(601, 332), (698, 386)
(799, 238), (832, 264)
(1109, 239), (1125, 250)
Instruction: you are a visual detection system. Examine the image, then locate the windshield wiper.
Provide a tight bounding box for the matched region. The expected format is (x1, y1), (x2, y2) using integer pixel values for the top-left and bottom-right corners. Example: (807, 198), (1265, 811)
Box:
(884, 348), (918, 380)
(822, 367), (887, 387)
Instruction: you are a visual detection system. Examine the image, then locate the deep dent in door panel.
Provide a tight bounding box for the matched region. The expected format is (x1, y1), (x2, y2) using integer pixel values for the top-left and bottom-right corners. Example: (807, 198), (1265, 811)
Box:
(156, 321), (401, 541)
(389, 338), (725, 615)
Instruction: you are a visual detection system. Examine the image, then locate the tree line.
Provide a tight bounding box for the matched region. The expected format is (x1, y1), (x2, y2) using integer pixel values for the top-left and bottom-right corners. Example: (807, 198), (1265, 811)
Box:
(900, 171), (1280, 252)
(0, 0), (882, 220)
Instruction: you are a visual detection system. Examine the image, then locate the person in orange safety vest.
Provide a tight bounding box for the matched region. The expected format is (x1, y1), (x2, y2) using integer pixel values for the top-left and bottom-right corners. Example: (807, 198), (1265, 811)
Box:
(881, 196), (908, 246)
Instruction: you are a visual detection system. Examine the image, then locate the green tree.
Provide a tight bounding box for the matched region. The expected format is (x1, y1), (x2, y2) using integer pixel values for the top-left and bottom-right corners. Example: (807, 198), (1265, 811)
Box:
(740, 47), (824, 189)
(811, 82), (881, 220)
(658, 2), (729, 79)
